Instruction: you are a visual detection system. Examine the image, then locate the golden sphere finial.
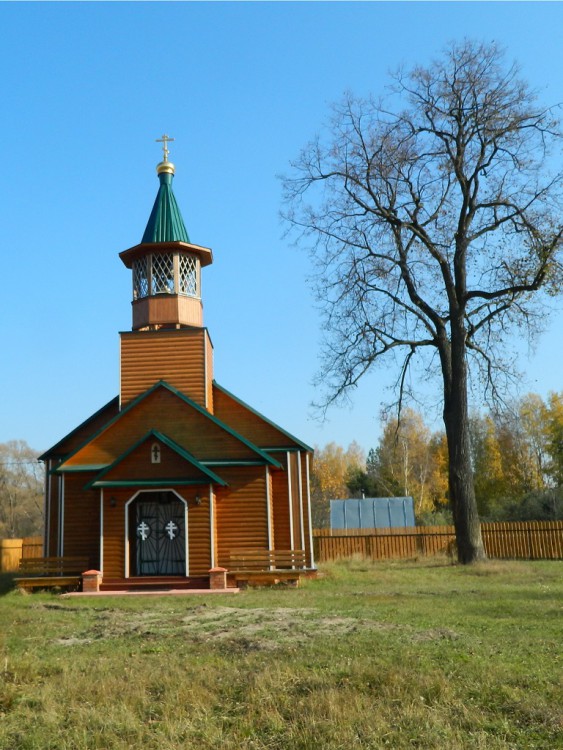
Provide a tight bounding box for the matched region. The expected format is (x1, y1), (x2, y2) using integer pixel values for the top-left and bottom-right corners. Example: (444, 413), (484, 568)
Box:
(157, 160), (175, 175)
(155, 134), (176, 175)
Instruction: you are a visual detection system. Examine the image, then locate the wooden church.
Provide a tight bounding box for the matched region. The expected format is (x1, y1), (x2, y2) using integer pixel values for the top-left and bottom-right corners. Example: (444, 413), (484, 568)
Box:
(38, 138), (315, 591)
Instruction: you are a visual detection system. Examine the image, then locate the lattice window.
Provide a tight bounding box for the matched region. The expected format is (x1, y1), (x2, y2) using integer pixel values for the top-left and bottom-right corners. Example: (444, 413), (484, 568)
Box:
(179, 254), (198, 297)
(151, 253), (174, 294)
(132, 257), (149, 299)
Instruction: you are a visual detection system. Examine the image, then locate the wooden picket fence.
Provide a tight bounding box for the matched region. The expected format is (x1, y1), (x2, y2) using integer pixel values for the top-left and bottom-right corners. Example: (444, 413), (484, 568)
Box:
(313, 521), (563, 562)
(0, 536), (43, 572)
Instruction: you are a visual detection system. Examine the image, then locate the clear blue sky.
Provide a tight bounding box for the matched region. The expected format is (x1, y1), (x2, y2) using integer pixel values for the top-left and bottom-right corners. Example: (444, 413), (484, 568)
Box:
(1, 1), (562, 456)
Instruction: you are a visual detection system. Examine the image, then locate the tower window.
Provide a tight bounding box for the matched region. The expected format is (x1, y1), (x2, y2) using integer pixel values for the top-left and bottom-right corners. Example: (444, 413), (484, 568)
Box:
(179, 254), (198, 297)
(151, 253), (174, 294)
(133, 257), (149, 299)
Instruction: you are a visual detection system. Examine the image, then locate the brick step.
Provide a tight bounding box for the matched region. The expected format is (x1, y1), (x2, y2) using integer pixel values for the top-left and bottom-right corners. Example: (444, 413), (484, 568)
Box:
(100, 576), (210, 592)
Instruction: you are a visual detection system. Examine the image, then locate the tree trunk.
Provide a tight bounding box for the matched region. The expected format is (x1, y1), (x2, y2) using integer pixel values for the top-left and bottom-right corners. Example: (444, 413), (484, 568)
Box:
(440, 328), (487, 563)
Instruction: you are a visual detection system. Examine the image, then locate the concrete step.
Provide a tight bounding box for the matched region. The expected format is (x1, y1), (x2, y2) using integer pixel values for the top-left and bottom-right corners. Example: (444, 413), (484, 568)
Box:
(100, 576), (210, 592)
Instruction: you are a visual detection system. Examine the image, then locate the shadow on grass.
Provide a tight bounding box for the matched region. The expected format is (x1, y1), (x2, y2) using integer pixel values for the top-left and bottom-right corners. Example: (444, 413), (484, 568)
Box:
(0, 572), (16, 596)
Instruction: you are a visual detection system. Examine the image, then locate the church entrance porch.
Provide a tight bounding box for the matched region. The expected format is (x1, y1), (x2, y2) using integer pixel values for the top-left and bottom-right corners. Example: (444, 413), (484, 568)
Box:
(126, 491), (188, 577)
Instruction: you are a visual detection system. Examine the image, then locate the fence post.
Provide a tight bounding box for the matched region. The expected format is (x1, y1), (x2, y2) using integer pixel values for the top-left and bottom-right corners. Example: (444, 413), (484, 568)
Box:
(527, 523), (534, 560)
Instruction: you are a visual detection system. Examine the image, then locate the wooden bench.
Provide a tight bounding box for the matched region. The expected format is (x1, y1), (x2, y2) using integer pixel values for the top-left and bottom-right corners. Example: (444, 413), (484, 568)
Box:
(228, 549), (308, 587)
(229, 549), (307, 571)
(15, 556), (90, 591)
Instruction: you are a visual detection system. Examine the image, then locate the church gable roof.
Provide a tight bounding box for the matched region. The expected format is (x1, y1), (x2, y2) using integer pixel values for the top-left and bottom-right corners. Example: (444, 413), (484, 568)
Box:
(55, 381), (281, 473)
(212, 382), (313, 452)
(39, 396), (120, 462)
(85, 430), (227, 489)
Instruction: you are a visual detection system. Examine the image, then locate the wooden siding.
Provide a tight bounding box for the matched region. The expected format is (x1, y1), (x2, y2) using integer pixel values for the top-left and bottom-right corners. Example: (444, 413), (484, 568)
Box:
(187, 489), (212, 575)
(46, 472), (59, 557)
(99, 438), (213, 483)
(120, 328), (208, 407)
(132, 295), (203, 330)
(61, 386), (262, 468)
(215, 467), (269, 567)
(102, 487), (130, 577)
(43, 399), (119, 460)
(205, 330), (214, 413)
(271, 458), (291, 550)
(212, 385), (302, 448)
(62, 473), (99, 569)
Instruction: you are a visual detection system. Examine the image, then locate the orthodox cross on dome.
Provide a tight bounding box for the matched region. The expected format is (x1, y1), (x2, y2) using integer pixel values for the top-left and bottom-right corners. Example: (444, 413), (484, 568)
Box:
(156, 134), (174, 162)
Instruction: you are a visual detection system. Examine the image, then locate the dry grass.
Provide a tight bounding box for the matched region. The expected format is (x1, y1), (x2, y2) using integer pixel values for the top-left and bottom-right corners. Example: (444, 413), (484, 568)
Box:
(0, 559), (561, 749)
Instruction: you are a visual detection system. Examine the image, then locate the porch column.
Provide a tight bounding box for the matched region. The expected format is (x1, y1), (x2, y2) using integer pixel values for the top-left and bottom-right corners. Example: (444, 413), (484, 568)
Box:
(209, 566), (227, 590)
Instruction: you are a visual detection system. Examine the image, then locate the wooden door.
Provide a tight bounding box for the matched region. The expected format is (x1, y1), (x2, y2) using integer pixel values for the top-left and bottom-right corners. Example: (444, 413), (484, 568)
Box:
(133, 493), (186, 575)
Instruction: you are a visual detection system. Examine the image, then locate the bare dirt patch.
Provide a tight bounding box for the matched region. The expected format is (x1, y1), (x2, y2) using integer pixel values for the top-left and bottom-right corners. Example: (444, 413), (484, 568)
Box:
(43, 603), (458, 651)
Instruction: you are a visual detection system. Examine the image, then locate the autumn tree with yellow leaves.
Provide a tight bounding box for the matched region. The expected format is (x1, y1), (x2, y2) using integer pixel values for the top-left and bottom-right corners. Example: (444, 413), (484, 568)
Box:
(309, 442), (365, 527)
(311, 393), (563, 527)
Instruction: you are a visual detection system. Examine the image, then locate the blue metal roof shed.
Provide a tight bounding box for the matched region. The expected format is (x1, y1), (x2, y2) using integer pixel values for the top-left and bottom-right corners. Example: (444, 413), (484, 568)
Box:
(330, 497), (415, 530)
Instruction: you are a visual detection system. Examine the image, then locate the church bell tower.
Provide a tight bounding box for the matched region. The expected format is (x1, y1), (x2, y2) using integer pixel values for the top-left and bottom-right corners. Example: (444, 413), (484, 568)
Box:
(119, 135), (213, 331)
(118, 136), (215, 410)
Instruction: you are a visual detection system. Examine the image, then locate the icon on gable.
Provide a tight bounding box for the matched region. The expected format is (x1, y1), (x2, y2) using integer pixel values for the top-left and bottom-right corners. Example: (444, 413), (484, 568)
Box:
(151, 443), (161, 464)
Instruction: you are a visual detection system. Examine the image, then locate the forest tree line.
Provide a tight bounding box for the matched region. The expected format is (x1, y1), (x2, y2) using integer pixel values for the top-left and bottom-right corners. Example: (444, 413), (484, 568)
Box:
(310, 392), (563, 528)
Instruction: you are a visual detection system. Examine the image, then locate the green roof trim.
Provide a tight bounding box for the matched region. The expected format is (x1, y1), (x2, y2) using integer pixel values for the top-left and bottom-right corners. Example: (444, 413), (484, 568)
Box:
(260, 447), (306, 453)
(142, 171), (190, 244)
(213, 381), (313, 452)
(157, 382), (283, 469)
(56, 381), (282, 473)
(39, 396), (119, 462)
(51, 464), (108, 474)
(84, 430), (227, 490)
(89, 479), (214, 489)
(203, 460), (270, 467)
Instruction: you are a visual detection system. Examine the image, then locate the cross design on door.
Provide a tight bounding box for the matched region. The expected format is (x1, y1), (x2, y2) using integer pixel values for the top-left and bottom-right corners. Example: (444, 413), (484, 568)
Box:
(134, 496), (186, 576)
(137, 521), (151, 541)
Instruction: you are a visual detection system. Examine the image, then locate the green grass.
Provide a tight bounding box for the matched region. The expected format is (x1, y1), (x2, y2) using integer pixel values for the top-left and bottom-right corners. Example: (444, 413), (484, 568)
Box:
(0, 559), (561, 749)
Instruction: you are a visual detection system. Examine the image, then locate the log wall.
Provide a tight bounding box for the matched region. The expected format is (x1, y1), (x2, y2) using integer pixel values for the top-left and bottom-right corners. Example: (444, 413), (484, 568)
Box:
(120, 328), (208, 407)
(62, 474), (100, 569)
(271, 457), (291, 550)
(62, 387), (261, 468)
(215, 466), (269, 567)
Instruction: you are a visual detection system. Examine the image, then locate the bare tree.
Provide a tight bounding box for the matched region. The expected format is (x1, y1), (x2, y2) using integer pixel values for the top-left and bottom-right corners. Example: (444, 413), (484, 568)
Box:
(283, 41), (563, 562)
(0, 441), (44, 538)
